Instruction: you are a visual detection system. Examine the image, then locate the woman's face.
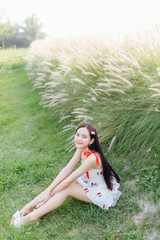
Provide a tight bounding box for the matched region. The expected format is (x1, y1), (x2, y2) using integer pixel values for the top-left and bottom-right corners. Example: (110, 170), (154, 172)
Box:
(75, 127), (91, 150)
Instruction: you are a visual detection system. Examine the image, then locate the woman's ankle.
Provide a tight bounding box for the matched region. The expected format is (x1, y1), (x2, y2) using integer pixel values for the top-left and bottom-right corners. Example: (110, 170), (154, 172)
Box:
(20, 208), (31, 216)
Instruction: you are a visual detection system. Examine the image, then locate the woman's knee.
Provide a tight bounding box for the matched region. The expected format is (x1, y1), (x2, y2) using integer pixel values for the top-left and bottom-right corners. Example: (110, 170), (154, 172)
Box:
(54, 188), (69, 198)
(60, 184), (75, 197)
(54, 183), (79, 198)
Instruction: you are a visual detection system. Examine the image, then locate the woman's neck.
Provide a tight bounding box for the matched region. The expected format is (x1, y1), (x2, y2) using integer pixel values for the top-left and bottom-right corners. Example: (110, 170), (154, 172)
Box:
(80, 147), (90, 153)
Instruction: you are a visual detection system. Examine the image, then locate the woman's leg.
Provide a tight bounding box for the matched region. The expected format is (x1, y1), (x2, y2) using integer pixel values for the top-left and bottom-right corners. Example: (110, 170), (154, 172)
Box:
(21, 183), (91, 224)
(20, 181), (79, 216)
(20, 188), (48, 216)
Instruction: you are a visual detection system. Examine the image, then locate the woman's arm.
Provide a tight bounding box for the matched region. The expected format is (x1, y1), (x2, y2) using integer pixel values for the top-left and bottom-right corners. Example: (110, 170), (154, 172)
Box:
(47, 149), (81, 192)
(35, 149), (81, 208)
(51, 154), (98, 195)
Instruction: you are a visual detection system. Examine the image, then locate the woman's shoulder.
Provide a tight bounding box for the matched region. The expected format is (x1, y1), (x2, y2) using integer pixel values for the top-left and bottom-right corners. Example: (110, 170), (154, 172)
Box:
(92, 151), (100, 157)
(91, 151), (101, 159)
(90, 151), (102, 168)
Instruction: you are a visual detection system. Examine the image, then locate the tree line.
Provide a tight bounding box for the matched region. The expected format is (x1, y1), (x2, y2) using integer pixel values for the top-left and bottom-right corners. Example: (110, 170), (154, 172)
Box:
(0, 14), (46, 49)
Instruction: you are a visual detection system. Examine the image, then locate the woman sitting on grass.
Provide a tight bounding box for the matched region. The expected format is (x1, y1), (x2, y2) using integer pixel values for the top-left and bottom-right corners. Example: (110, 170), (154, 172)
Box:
(11, 123), (121, 227)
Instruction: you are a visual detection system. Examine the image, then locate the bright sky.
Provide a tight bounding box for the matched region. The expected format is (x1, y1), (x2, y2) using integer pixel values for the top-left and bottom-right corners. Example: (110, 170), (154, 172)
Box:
(1, 0), (160, 39)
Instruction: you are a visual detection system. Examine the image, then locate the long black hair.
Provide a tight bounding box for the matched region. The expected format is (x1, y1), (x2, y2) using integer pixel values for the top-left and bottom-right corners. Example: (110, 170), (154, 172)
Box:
(76, 123), (120, 189)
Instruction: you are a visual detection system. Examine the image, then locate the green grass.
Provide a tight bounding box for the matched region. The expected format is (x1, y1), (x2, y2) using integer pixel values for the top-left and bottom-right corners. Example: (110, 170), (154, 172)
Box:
(0, 49), (159, 240)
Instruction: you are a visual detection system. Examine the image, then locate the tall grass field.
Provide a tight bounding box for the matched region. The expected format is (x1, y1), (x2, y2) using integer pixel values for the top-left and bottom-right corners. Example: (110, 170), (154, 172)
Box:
(0, 29), (160, 240)
(25, 32), (160, 157)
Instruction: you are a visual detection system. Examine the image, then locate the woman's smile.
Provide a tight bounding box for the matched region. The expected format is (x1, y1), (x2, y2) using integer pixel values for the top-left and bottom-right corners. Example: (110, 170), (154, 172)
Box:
(74, 127), (91, 149)
(76, 141), (83, 145)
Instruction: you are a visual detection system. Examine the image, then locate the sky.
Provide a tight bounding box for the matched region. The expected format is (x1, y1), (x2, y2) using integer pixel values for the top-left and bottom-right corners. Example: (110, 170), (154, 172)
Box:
(1, 0), (160, 39)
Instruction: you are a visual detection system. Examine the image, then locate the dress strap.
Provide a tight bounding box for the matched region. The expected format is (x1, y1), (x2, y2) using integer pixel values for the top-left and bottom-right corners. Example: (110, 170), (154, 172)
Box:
(92, 152), (101, 167)
(84, 151), (100, 167)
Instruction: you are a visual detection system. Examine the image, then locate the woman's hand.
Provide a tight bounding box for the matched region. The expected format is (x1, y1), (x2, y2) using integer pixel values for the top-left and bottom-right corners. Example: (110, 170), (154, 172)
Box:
(35, 190), (52, 209)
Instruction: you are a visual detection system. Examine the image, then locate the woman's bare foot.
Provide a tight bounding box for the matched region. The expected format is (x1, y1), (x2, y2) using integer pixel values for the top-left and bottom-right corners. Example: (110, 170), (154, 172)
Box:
(10, 214), (35, 228)
(10, 211), (23, 228)
(10, 211), (21, 225)
(10, 208), (32, 227)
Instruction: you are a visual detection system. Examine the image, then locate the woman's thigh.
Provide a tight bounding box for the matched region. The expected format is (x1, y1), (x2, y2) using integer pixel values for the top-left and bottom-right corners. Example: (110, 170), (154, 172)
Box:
(65, 183), (92, 203)
(74, 180), (79, 184)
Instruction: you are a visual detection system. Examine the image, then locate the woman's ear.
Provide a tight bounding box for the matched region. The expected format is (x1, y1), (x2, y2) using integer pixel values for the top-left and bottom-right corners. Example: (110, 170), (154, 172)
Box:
(89, 138), (95, 145)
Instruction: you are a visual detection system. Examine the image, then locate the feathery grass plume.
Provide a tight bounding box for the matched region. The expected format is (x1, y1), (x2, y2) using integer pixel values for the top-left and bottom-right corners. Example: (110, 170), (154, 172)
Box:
(58, 114), (71, 123)
(25, 28), (160, 155)
(149, 82), (160, 97)
(108, 136), (116, 153)
(71, 78), (85, 85)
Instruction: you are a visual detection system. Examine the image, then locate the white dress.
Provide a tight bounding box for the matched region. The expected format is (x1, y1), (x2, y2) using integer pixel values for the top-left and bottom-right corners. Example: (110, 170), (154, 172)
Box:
(77, 154), (121, 210)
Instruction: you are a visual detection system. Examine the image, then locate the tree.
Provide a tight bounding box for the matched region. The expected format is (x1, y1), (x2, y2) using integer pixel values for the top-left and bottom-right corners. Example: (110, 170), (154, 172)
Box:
(0, 21), (8, 48)
(0, 14), (46, 48)
(20, 14), (46, 43)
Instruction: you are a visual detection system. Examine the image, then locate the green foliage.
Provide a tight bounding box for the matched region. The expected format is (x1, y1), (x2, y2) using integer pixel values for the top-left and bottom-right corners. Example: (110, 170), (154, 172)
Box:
(23, 14), (46, 42)
(0, 15), (46, 49)
(25, 32), (160, 157)
(135, 165), (160, 201)
(0, 48), (28, 73)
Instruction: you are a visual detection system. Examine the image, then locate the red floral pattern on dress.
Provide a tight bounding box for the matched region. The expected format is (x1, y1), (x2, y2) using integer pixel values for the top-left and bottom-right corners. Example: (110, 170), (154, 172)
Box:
(97, 192), (102, 197)
(94, 183), (98, 187)
(84, 188), (89, 193)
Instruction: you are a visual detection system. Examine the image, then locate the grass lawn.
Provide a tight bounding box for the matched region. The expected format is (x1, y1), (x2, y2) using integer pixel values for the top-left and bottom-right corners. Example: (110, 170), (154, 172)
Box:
(0, 49), (159, 240)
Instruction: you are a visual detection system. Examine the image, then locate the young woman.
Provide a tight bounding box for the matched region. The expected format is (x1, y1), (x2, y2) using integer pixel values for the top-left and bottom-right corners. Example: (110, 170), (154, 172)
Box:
(11, 123), (121, 227)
